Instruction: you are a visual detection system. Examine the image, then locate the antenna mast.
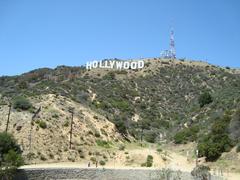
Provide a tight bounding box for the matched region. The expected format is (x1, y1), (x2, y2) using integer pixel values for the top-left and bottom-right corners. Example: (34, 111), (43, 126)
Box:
(170, 27), (176, 59)
(160, 26), (176, 59)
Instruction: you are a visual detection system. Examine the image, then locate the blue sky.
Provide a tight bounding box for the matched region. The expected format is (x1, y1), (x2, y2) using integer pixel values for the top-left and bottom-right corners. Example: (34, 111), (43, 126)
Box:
(0, 0), (239, 76)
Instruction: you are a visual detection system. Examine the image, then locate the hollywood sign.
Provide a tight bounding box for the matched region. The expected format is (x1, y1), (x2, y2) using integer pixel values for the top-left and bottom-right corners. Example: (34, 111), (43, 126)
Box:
(86, 60), (145, 70)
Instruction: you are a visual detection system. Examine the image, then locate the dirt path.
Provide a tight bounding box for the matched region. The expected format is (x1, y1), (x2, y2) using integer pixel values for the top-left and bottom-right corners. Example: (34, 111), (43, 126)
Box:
(20, 146), (240, 180)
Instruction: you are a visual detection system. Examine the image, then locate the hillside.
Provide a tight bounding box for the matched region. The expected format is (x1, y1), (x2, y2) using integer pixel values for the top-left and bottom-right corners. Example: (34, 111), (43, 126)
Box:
(0, 58), (240, 169)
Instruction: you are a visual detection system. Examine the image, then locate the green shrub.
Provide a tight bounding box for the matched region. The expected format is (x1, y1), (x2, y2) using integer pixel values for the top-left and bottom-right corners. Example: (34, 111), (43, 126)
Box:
(49, 153), (54, 159)
(38, 120), (47, 129)
(141, 155), (153, 167)
(157, 148), (163, 153)
(13, 96), (32, 110)
(158, 168), (174, 179)
(198, 92), (213, 108)
(144, 131), (156, 143)
(96, 140), (111, 148)
(174, 131), (187, 144)
(93, 115), (98, 119)
(79, 152), (85, 159)
(119, 144), (125, 151)
(225, 66), (230, 69)
(115, 120), (127, 134)
(52, 114), (59, 119)
(146, 155), (153, 167)
(174, 126), (199, 144)
(26, 152), (35, 160)
(191, 165), (210, 180)
(100, 128), (107, 136)
(77, 148), (83, 153)
(18, 81), (28, 89)
(0, 132), (24, 179)
(94, 131), (101, 138)
(111, 99), (130, 112)
(236, 144), (240, 153)
(103, 72), (115, 80)
(197, 115), (233, 161)
(0, 132), (21, 156)
(90, 157), (96, 162)
(3, 150), (23, 167)
(99, 160), (106, 166)
(63, 121), (69, 127)
(40, 154), (47, 161)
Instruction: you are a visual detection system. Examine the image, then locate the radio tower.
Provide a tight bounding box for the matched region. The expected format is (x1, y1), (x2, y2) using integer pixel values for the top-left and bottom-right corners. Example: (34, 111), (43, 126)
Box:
(160, 27), (176, 59)
(169, 27), (176, 59)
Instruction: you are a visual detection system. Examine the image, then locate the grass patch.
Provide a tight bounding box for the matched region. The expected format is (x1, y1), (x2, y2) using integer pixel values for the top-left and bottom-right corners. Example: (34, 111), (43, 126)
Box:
(96, 140), (112, 148)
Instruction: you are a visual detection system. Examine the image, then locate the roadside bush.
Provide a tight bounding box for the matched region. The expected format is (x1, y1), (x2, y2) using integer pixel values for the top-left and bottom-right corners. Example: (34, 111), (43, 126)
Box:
(191, 165), (210, 180)
(0, 132), (24, 179)
(99, 160), (106, 166)
(79, 152), (85, 159)
(90, 157), (96, 163)
(146, 155), (153, 167)
(198, 115), (234, 161)
(141, 155), (153, 167)
(13, 96), (32, 110)
(40, 154), (47, 161)
(158, 168), (177, 180)
(26, 152), (35, 160)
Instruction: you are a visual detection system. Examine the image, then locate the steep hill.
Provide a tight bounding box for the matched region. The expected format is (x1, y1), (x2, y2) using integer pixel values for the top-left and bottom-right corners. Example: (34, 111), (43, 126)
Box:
(0, 58), (240, 165)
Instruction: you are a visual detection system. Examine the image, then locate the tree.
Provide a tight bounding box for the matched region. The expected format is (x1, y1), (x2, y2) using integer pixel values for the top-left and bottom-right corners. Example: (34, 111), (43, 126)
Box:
(197, 115), (233, 161)
(115, 119), (127, 135)
(198, 92), (213, 108)
(0, 132), (24, 179)
(144, 131), (156, 143)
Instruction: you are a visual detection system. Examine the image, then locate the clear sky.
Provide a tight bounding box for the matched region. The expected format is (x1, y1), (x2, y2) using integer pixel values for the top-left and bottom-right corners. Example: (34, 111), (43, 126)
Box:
(0, 0), (239, 76)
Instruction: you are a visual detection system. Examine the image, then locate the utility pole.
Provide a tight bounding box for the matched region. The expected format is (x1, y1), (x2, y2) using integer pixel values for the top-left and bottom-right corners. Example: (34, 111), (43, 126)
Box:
(29, 106), (41, 153)
(140, 122), (144, 147)
(195, 149), (199, 167)
(5, 103), (12, 133)
(69, 107), (74, 149)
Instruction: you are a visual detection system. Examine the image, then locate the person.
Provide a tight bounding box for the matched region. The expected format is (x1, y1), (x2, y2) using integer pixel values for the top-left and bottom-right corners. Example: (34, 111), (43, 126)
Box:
(88, 162), (90, 167)
(96, 161), (98, 168)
